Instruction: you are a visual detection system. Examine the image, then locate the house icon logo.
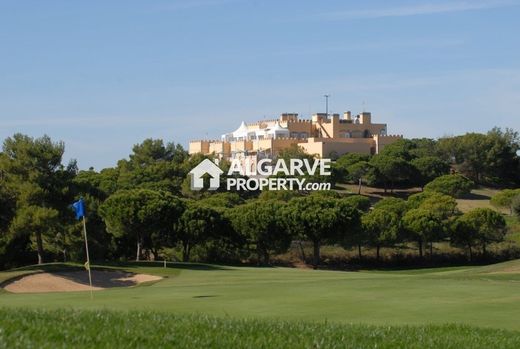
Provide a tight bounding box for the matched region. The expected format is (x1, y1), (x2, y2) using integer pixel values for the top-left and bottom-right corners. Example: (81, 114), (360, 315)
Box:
(189, 159), (224, 191)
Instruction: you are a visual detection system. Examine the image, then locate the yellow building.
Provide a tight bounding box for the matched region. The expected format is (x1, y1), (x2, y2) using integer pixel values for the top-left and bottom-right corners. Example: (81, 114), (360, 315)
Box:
(189, 111), (401, 160)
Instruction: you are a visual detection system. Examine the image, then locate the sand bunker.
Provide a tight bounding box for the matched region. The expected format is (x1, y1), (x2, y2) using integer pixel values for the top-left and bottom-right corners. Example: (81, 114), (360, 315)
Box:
(3, 270), (162, 293)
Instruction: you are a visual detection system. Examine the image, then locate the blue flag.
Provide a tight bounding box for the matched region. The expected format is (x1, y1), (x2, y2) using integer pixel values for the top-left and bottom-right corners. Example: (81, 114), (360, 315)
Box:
(72, 198), (86, 220)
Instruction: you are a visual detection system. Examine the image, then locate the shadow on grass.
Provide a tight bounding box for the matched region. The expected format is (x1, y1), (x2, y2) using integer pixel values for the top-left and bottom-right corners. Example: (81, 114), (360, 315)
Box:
(306, 258), (502, 273)
(193, 295), (218, 298)
(459, 192), (491, 200)
(368, 189), (422, 199)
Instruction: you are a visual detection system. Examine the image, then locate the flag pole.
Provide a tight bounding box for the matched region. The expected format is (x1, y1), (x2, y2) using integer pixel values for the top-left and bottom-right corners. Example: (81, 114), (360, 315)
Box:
(82, 215), (94, 299)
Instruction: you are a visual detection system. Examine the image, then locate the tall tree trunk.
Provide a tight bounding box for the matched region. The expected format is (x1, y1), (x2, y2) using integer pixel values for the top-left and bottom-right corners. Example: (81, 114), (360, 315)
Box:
(298, 241), (307, 263)
(264, 250), (270, 265)
(256, 247), (262, 266)
(376, 245), (380, 261)
(36, 231), (44, 264)
(418, 240), (423, 258)
(358, 244), (362, 260)
(136, 239), (141, 261)
(358, 178), (362, 194)
(313, 240), (320, 269)
(482, 243), (487, 258)
(430, 242), (433, 258)
(183, 242), (190, 262)
(468, 244), (473, 262)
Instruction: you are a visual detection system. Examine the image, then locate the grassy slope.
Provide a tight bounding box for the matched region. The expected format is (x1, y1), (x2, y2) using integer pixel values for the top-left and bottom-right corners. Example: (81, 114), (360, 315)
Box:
(1, 261), (520, 331)
(2, 308), (520, 349)
(456, 187), (502, 213)
(338, 184), (506, 214)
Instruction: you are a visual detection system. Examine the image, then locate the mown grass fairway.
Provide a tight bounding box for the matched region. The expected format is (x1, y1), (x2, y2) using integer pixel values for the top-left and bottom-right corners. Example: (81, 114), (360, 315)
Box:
(1, 261), (520, 331)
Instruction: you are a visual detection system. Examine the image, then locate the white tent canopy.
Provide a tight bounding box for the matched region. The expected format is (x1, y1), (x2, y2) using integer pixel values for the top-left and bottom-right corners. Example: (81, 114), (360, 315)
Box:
(232, 121), (249, 138)
(221, 121), (290, 141)
(221, 121), (249, 141)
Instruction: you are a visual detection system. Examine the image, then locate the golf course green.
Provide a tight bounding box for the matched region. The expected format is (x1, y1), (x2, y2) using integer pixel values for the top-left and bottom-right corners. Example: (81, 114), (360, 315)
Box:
(1, 260), (520, 330)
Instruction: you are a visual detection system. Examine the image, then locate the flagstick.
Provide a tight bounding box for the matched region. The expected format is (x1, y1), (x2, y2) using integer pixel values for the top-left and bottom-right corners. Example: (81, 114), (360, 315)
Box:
(82, 216), (94, 300)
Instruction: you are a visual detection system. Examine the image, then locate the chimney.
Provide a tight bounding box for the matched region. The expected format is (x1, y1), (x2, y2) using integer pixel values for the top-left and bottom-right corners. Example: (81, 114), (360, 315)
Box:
(343, 111), (352, 120)
(280, 113), (298, 122)
(312, 113), (328, 123)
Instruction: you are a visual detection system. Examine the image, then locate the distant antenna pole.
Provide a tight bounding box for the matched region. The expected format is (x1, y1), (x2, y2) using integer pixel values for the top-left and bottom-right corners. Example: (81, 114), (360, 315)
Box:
(324, 94), (330, 117)
(362, 100), (366, 112)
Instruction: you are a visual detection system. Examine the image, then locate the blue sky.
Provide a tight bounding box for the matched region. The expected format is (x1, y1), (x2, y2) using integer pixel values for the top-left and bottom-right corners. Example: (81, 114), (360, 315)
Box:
(1, 0), (519, 169)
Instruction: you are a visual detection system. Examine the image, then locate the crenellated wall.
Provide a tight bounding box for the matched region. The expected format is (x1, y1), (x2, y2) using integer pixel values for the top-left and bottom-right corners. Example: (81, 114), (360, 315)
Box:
(208, 141), (231, 157)
(189, 140), (210, 154)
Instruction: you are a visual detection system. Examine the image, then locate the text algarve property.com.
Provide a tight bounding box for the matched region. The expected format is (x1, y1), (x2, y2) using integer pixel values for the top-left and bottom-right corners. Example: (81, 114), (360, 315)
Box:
(189, 158), (332, 191)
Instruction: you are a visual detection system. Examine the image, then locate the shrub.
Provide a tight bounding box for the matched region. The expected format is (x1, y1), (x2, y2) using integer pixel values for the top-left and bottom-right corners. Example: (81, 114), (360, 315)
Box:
(424, 174), (474, 198)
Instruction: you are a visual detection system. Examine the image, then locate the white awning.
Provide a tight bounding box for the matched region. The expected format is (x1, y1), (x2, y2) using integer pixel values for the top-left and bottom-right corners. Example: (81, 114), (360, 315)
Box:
(232, 121), (249, 138)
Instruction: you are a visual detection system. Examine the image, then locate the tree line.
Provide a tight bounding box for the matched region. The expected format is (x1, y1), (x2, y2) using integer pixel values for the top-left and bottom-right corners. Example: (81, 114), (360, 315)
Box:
(333, 127), (520, 192)
(0, 128), (519, 269)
